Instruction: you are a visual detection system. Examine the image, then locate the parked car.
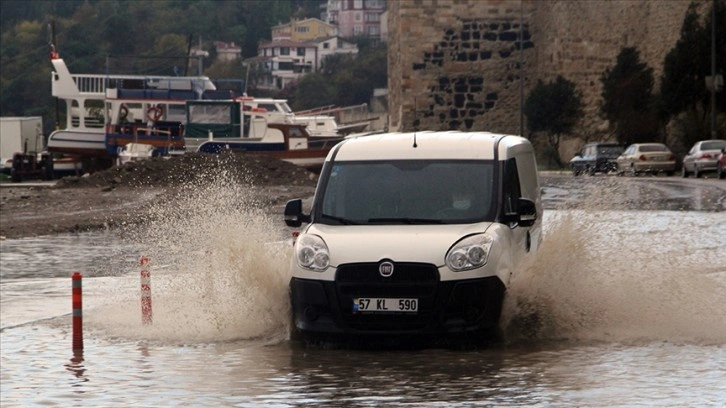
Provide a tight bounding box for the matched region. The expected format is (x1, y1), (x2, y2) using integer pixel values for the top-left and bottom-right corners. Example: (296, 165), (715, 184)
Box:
(569, 142), (624, 176)
(681, 139), (726, 178)
(616, 143), (676, 176)
(718, 148), (726, 179)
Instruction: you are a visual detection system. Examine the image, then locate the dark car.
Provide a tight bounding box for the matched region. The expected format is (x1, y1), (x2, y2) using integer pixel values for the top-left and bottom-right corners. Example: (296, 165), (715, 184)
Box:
(569, 142), (624, 176)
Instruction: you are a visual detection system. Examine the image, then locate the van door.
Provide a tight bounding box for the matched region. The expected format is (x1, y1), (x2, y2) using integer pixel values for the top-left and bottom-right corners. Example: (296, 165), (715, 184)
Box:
(503, 158), (529, 253)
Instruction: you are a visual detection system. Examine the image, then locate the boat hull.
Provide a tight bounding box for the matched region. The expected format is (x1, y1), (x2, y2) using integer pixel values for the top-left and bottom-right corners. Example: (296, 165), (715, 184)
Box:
(47, 129), (108, 157)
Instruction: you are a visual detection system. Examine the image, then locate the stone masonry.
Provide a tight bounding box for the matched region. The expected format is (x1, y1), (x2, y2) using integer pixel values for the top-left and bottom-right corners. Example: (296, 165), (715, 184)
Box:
(387, 0), (710, 153)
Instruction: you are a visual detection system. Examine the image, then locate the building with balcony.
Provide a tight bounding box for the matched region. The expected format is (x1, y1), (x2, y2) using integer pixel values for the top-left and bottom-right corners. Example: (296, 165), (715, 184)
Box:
(326, 0), (387, 42)
(252, 36), (358, 91)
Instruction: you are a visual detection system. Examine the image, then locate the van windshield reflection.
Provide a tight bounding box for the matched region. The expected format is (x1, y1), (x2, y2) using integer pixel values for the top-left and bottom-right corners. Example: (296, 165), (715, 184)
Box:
(318, 160), (495, 225)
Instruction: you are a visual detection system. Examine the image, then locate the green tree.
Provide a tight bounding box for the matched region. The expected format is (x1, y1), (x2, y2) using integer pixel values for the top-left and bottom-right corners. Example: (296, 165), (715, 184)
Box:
(660, 0), (726, 147)
(291, 73), (335, 110)
(282, 44), (387, 110)
(524, 75), (583, 167)
(600, 47), (659, 145)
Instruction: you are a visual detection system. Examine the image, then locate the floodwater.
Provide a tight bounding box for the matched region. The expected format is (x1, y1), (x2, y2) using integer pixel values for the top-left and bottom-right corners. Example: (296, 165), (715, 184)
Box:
(1, 176), (725, 406)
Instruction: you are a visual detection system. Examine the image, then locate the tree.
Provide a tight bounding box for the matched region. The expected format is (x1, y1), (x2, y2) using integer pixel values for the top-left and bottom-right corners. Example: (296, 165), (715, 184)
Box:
(291, 73), (335, 111)
(287, 44), (387, 110)
(524, 75), (583, 167)
(660, 0), (726, 146)
(600, 47), (659, 145)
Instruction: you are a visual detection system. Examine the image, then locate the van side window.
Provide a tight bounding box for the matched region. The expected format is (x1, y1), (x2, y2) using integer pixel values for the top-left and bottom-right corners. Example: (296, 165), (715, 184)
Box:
(503, 158), (521, 214)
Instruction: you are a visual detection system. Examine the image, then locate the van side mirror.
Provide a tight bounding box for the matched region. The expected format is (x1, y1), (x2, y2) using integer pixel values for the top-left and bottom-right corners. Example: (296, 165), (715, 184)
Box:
(517, 198), (537, 227)
(284, 199), (310, 227)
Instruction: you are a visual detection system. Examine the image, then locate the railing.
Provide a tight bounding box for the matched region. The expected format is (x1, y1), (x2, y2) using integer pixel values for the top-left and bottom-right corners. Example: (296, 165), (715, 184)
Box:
(69, 73), (217, 95)
(72, 74), (107, 94)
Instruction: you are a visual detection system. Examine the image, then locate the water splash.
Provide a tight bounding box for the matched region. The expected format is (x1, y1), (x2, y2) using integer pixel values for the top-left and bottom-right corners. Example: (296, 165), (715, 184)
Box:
(86, 170), (293, 344)
(86, 173), (726, 346)
(503, 183), (726, 345)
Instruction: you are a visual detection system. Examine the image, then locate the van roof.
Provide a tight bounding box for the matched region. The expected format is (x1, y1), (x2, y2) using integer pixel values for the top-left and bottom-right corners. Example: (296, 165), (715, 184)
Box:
(332, 131), (530, 161)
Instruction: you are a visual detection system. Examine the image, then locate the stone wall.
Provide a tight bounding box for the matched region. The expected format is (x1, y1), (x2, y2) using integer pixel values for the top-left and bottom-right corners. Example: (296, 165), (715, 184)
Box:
(388, 0), (535, 134)
(388, 0), (710, 155)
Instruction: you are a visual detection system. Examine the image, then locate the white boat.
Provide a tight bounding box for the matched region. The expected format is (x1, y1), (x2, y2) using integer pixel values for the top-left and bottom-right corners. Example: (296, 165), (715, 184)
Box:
(185, 99), (342, 172)
(183, 95), (375, 152)
(47, 54), (221, 169)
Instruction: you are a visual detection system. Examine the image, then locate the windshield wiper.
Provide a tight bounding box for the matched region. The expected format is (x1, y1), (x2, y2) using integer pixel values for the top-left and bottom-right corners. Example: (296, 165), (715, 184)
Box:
(321, 214), (360, 225)
(367, 217), (446, 224)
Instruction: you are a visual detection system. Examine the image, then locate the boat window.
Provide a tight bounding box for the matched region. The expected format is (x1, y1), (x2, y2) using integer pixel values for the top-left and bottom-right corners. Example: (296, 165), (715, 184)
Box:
(188, 104), (231, 124)
(318, 160), (495, 225)
(289, 127), (305, 138)
(84, 100), (105, 128)
(258, 103), (278, 112)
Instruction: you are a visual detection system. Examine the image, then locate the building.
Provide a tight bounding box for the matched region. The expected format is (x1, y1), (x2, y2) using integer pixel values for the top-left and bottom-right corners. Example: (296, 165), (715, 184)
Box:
(253, 36), (358, 90)
(214, 41), (242, 61)
(271, 18), (337, 42)
(326, 0), (387, 42)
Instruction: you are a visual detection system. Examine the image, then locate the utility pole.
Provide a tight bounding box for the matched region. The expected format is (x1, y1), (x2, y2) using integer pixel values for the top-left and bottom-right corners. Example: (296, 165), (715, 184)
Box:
(711, 0), (716, 139)
(519, 0), (524, 137)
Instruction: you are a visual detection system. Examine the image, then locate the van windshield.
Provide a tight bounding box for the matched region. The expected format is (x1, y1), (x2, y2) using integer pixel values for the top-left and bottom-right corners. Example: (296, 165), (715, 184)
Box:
(317, 160), (496, 225)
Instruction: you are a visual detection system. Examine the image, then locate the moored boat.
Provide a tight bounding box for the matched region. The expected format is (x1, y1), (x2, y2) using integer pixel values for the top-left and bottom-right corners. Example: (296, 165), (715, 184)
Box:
(186, 99), (342, 172)
(48, 52), (223, 171)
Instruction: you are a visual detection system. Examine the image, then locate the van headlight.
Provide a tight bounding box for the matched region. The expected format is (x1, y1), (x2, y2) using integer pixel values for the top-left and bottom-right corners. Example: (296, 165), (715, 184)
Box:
(446, 234), (493, 271)
(296, 234), (330, 272)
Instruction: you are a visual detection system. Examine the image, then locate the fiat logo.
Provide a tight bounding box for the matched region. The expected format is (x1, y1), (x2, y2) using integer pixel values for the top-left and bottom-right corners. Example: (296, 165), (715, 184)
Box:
(379, 261), (394, 277)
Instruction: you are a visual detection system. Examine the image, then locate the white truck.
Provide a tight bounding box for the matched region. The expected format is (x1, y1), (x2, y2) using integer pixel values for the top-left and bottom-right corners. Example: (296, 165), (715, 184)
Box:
(0, 117), (55, 181)
(0, 117), (44, 169)
(284, 131), (542, 346)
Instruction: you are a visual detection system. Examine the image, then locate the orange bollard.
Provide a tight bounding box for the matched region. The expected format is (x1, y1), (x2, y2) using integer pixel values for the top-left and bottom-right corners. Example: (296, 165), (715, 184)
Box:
(72, 272), (83, 350)
(140, 256), (152, 325)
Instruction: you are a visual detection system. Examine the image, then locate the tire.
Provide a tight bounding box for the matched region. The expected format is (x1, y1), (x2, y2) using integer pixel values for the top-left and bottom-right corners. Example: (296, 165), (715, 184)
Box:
(10, 168), (21, 183)
(41, 154), (54, 181)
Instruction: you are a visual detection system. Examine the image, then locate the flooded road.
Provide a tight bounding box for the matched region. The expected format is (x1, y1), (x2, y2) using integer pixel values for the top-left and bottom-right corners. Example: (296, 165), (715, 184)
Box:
(2, 175), (725, 406)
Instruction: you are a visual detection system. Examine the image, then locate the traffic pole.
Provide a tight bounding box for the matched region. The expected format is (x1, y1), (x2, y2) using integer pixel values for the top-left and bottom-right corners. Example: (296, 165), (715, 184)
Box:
(140, 256), (152, 325)
(72, 272), (83, 350)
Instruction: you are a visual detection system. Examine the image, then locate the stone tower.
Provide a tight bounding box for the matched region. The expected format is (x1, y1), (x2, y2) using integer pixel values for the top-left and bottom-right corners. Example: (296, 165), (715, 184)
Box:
(387, 0), (708, 143)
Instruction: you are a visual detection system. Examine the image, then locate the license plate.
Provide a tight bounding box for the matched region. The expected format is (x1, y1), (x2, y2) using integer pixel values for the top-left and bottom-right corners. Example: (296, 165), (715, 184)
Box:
(353, 298), (418, 313)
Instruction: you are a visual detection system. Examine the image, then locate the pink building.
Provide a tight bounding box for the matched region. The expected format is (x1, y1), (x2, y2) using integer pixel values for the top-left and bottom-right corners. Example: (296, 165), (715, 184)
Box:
(325, 0), (387, 42)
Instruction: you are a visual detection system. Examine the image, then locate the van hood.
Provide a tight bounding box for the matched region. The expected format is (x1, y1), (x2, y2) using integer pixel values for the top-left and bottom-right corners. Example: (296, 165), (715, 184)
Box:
(304, 223), (494, 267)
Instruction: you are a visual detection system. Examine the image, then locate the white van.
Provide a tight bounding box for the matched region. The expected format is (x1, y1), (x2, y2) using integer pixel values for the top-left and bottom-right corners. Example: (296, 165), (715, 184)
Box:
(284, 131), (542, 344)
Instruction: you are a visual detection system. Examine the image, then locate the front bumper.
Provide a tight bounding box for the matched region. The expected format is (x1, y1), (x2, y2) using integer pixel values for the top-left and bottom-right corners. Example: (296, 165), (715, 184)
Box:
(290, 262), (506, 340)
